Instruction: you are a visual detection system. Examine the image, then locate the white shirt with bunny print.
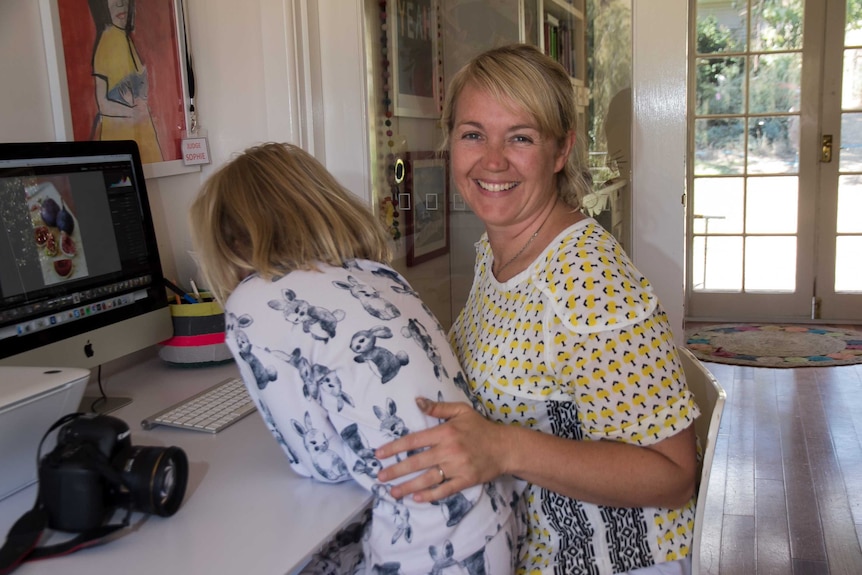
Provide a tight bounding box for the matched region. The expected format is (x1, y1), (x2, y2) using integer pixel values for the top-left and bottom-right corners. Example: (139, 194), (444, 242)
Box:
(224, 260), (523, 575)
(449, 219), (700, 575)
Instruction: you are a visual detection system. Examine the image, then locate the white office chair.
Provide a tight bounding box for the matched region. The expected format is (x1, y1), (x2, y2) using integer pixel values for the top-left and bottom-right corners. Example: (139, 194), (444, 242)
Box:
(678, 347), (726, 575)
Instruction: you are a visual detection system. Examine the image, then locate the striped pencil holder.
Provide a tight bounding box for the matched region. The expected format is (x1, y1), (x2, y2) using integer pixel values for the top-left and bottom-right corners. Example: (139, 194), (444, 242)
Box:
(159, 297), (233, 366)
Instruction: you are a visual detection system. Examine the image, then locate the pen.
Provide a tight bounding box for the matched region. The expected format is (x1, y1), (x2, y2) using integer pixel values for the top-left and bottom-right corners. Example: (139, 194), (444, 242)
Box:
(190, 279), (202, 301)
(164, 278), (198, 304)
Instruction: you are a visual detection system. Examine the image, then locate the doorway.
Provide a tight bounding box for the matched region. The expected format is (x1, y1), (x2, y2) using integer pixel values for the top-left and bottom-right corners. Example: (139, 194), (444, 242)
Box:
(687, 0), (862, 323)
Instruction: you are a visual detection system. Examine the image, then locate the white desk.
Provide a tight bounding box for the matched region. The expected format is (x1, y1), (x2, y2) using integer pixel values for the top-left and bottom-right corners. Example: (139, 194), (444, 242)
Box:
(0, 355), (372, 574)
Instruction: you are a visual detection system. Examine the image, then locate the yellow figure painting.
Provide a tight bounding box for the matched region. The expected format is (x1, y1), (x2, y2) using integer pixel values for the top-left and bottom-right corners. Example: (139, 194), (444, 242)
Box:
(88, 0), (163, 164)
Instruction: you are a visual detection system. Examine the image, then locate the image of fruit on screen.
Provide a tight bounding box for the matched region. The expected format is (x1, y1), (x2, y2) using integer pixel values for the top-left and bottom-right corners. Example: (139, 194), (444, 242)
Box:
(26, 177), (90, 286)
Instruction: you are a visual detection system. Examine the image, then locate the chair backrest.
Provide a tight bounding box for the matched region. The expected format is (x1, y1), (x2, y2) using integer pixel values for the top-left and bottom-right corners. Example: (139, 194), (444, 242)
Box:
(678, 347), (726, 575)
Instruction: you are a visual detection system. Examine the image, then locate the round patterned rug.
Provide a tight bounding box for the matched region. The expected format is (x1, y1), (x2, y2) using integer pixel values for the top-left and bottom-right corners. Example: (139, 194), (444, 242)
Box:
(685, 324), (862, 367)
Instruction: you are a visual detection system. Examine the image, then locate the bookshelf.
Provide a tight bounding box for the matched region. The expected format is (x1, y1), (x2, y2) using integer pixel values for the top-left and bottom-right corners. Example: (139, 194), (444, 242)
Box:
(541, 0), (584, 81)
(524, 1), (586, 83)
(444, 1), (585, 92)
(523, 0), (590, 157)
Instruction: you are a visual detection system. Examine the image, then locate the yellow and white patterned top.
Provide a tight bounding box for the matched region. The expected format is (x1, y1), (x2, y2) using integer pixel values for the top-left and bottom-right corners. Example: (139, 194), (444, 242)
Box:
(450, 219), (700, 575)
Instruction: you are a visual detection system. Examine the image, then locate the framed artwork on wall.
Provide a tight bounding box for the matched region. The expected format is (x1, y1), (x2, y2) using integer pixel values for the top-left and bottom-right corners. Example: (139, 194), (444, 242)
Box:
(389, 0), (440, 118)
(39, 0), (196, 178)
(404, 151), (449, 266)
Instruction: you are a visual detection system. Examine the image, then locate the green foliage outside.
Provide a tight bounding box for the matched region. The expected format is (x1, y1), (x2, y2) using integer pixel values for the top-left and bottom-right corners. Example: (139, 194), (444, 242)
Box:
(692, 0), (862, 173)
(585, 0), (862, 177)
(694, 0), (807, 162)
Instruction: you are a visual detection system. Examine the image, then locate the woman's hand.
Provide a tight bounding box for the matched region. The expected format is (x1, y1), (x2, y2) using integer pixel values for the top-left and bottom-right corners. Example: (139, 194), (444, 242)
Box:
(375, 397), (509, 502)
(376, 397), (697, 509)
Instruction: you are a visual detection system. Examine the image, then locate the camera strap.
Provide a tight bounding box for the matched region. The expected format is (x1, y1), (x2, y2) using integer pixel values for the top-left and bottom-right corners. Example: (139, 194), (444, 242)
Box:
(0, 508), (47, 575)
(0, 415), (134, 575)
(0, 504), (130, 574)
(0, 474), (133, 574)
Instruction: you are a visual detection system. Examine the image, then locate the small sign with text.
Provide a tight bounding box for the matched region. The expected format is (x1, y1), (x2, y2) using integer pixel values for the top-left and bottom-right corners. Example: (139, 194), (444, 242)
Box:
(181, 137), (210, 166)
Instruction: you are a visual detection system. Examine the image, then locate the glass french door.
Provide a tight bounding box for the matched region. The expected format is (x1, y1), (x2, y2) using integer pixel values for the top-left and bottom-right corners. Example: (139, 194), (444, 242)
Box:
(687, 0), (862, 322)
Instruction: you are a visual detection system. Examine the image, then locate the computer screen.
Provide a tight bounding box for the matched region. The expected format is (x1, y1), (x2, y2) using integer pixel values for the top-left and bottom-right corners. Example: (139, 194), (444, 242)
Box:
(0, 140), (172, 374)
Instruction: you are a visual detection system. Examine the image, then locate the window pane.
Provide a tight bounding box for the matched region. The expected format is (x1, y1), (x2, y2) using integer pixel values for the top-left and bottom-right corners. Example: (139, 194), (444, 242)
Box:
(695, 235), (743, 291)
(838, 176), (862, 233)
(846, 3), (862, 47)
(696, 57), (746, 115)
(842, 49), (862, 109)
(747, 116), (798, 174)
(750, 0), (803, 51)
(836, 236), (862, 291)
(786, 111), (800, 173)
(692, 177), (744, 233)
(692, 236), (706, 290)
(749, 54), (801, 114)
(839, 113), (862, 171)
(745, 236), (796, 291)
(696, 3), (746, 54)
(695, 118), (745, 175)
(746, 176), (798, 233)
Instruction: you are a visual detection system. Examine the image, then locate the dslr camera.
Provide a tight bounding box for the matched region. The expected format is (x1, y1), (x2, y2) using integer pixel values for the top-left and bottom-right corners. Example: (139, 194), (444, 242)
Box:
(38, 413), (188, 533)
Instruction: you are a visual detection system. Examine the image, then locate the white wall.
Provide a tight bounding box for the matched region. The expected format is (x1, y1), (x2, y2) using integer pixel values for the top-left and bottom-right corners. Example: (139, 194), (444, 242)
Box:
(0, 0), (687, 337)
(0, 2), (55, 142)
(630, 0), (687, 342)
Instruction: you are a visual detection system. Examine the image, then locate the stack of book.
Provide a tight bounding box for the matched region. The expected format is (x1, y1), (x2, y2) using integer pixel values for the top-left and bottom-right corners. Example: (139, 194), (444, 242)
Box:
(543, 13), (576, 77)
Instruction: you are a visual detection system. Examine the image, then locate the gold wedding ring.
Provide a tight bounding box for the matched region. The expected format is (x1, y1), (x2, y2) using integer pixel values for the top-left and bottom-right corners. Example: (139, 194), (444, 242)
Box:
(436, 464), (446, 484)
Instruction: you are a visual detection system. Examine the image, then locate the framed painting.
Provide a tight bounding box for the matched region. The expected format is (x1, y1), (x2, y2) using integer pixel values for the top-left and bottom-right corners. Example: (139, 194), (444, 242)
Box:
(404, 151), (449, 266)
(39, 0), (196, 178)
(389, 0), (440, 118)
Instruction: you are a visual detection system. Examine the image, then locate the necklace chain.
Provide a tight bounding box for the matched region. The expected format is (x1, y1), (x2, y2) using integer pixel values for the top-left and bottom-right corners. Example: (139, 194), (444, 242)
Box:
(495, 205), (554, 275)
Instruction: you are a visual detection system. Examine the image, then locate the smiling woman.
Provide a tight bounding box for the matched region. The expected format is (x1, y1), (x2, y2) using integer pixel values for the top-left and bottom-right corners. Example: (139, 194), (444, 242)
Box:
(375, 44), (700, 575)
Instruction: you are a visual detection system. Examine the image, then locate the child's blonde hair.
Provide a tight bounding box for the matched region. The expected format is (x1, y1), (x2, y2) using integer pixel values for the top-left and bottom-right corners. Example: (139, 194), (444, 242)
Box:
(189, 142), (391, 303)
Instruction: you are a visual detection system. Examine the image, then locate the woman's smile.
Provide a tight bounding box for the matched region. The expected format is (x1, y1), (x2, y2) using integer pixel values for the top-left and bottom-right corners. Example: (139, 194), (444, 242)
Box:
(475, 179), (519, 193)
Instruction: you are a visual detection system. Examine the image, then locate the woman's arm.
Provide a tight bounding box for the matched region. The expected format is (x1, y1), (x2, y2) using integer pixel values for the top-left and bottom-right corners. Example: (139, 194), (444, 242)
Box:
(376, 397), (697, 508)
(93, 77), (150, 120)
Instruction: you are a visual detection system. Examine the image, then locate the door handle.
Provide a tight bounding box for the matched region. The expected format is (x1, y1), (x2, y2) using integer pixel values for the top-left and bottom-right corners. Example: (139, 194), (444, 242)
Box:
(822, 134), (833, 163)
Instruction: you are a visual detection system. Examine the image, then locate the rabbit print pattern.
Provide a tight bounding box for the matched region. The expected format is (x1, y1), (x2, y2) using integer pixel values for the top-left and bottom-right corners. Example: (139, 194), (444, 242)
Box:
(224, 260), (524, 575)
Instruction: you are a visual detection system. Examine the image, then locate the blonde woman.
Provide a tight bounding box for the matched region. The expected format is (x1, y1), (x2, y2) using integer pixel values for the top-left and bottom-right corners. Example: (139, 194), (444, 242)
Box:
(376, 44), (700, 575)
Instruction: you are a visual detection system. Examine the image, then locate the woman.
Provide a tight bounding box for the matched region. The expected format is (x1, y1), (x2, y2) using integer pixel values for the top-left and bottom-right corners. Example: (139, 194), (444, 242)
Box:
(375, 44), (700, 575)
(88, 0), (162, 164)
(189, 143), (521, 574)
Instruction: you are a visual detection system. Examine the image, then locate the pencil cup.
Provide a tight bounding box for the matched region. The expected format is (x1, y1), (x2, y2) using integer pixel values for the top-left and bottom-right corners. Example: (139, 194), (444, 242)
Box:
(159, 294), (233, 367)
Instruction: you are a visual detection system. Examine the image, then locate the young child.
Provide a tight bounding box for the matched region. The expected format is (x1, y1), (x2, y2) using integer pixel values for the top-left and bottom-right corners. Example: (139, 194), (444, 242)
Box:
(189, 143), (522, 574)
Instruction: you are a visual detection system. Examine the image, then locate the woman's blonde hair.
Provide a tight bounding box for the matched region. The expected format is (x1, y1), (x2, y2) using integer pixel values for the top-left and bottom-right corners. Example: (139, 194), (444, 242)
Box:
(440, 43), (590, 209)
(189, 142), (392, 303)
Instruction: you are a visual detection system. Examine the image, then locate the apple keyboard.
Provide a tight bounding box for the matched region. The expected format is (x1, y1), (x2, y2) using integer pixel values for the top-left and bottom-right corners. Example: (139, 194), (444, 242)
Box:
(141, 376), (256, 433)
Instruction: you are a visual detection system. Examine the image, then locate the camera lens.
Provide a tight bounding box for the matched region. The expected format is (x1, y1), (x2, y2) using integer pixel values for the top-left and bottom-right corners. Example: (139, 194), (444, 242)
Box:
(121, 445), (188, 517)
(158, 461), (177, 507)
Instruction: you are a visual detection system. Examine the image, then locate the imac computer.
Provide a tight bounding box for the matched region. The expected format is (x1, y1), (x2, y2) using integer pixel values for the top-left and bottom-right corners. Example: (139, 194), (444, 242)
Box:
(0, 140), (173, 412)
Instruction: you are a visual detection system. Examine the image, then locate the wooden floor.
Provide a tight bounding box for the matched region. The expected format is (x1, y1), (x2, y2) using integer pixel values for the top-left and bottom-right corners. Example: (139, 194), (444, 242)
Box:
(695, 356), (862, 574)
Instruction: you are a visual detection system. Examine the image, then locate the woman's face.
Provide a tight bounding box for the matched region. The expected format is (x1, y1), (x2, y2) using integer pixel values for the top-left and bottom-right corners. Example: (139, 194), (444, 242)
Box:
(449, 82), (571, 232)
(109, 0), (129, 28)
